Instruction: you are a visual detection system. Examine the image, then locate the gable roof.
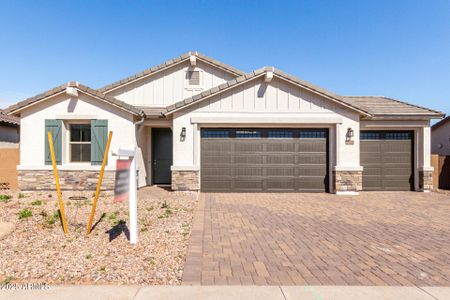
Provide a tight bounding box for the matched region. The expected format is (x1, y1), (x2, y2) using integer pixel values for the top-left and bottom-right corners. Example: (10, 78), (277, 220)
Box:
(164, 67), (444, 119)
(343, 96), (444, 118)
(164, 67), (373, 116)
(4, 82), (143, 116)
(98, 51), (245, 93)
(432, 115), (450, 130)
(0, 109), (19, 125)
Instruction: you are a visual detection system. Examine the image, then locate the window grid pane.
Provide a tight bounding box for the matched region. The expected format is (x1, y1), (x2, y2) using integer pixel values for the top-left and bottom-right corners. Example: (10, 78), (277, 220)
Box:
(299, 131), (326, 139)
(235, 130), (261, 138)
(268, 130), (294, 138)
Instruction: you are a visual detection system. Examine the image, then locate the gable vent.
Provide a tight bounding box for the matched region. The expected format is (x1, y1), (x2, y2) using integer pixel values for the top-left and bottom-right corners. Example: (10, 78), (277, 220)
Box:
(187, 71), (200, 85)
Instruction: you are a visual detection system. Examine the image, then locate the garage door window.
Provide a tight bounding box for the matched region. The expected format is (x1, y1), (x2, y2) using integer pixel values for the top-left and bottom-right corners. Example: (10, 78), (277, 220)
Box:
(236, 130), (261, 138)
(201, 129), (230, 138)
(268, 130), (294, 138)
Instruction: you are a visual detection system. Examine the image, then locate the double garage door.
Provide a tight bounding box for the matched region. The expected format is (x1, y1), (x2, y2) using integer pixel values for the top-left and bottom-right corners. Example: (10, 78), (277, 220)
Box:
(360, 131), (414, 191)
(200, 128), (328, 192)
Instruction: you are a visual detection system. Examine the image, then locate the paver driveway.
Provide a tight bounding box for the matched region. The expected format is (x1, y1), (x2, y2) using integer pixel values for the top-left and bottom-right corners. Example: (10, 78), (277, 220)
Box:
(182, 192), (450, 286)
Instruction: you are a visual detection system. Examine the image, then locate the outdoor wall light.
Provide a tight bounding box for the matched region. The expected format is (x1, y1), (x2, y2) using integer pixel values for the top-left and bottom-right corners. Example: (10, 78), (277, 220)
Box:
(346, 128), (354, 144)
(180, 127), (186, 142)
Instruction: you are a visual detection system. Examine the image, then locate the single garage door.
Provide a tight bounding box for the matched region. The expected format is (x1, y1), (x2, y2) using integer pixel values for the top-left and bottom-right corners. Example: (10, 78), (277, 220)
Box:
(201, 128), (328, 192)
(360, 131), (414, 191)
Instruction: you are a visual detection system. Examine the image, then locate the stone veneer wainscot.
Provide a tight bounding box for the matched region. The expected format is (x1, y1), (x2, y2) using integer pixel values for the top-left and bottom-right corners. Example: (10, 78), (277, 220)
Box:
(333, 170), (363, 193)
(18, 170), (115, 191)
(171, 170), (199, 191)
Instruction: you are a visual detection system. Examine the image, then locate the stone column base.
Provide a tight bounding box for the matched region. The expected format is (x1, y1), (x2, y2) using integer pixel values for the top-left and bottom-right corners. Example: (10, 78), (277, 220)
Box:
(419, 170), (433, 192)
(18, 170), (115, 191)
(333, 170), (362, 195)
(171, 170), (200, 191)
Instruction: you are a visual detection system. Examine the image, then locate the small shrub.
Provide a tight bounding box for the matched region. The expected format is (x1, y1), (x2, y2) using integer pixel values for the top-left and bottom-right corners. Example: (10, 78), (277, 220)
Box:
(31, 200), (43, 206)
(99, 266), (106, 272)
(85, 254), (93, 260)
(0, 195), (11, 203)
(3, 276), (14, 284)
(161, 200), (168, 209)
(18, 193), (26, 199)
(158, 208), (173, 219)
(141, 227), (148, 232)
(18, 208), (32, 220)
(146, 206), (154, 212)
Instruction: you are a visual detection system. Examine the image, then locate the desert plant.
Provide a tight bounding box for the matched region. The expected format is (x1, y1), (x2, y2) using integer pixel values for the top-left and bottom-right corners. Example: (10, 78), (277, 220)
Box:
(18, 208), (32, 219)
(0, 195), (11, 203)
(18, 193), (26, 199)
(31, 200), (43, 206)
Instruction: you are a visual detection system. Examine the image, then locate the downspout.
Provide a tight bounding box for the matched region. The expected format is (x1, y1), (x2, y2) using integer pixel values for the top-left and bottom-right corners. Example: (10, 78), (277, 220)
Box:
(133, 113), (146, 188)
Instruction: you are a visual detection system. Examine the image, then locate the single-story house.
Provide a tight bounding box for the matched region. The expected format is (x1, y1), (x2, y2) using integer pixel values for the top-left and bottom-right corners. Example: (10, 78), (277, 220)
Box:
(431, 116), (450, 156)
(5, 51), (444, 194)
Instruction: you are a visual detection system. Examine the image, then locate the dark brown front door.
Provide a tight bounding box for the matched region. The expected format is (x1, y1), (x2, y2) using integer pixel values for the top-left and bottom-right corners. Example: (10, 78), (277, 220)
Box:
(360, 131), (414, 191)
(200, 128), (328, 192)
(152, 128), (173, 184)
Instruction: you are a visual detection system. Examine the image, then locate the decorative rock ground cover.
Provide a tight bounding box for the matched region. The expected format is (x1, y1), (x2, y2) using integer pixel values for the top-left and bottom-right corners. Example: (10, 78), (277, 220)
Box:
(0, 186), (198, 285)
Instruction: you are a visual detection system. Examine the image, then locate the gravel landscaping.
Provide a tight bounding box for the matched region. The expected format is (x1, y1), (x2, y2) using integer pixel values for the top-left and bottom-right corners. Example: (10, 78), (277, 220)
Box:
(0, 186), (198, 285)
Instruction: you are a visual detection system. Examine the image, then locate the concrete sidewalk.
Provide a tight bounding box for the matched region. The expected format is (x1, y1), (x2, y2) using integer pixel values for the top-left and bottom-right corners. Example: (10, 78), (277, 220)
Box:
(1, 285), (450, 300)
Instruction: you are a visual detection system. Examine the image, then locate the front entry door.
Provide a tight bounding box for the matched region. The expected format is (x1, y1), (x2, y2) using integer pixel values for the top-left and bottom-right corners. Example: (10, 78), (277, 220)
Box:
(152, 128), (173, 184)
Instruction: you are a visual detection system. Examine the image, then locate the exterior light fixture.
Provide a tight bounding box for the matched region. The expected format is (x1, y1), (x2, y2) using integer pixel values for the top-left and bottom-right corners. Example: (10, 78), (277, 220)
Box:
(346, 128), (354, 144)
(180, 127), (186, 142)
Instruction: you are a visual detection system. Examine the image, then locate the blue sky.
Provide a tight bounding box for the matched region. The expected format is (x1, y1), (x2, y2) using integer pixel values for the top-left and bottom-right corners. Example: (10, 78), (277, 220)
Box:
(0, 0), (449, 118)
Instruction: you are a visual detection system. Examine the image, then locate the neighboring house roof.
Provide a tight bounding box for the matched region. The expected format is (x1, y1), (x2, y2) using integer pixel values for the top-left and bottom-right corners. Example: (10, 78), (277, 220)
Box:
(0, 109), (20, 125)
(98, 51), (245, 93)
(164, 67), (373, 116)
(432, 115), (450, 130)
(343, 96), (444, 118)
(4, 82), (144, 116)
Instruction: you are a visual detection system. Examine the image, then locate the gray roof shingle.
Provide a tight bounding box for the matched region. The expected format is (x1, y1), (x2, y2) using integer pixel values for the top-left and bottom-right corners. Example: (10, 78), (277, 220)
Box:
(164, 67), (444, 119)
(4, 82), (144, 116)
(0, 109), (19, 125)
(98, 51), (245, 93)
(343, 96), (444, 117)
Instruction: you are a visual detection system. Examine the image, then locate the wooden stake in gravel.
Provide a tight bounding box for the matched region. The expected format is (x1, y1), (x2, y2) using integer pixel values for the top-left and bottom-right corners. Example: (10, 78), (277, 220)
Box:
(48, 131), (69, 235)
(87, 131), (113, 235)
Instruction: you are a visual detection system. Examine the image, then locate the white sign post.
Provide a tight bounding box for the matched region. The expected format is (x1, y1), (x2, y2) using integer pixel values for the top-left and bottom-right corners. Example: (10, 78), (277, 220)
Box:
(112, 146), (138, 244)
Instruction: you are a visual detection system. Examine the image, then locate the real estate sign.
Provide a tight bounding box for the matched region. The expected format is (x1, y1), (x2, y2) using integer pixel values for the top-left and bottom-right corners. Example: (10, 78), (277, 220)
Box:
(114, 159), (132, 203)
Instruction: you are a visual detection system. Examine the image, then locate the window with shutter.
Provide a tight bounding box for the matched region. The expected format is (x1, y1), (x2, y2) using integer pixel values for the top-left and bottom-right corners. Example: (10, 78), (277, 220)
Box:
(45, 119), (62, 165)
(91, 120), (108, 165)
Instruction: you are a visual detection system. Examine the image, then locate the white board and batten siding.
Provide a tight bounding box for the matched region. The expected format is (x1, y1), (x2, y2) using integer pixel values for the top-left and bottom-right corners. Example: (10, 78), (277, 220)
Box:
(172, 76), (361, 171)
(107, 60), (236, 107)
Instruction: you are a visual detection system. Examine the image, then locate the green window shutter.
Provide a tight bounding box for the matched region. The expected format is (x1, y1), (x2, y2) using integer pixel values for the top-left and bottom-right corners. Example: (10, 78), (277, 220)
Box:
(45, 119), (62, 165)
(91, 119), (108, 165)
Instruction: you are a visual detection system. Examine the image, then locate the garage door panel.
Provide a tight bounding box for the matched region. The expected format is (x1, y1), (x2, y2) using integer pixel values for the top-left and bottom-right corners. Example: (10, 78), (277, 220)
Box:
(265, 142), (295, 152)
(233, 179), (264, 191)
(234, 167), (263, 177)
(234, 142), (262, 152)
(266, 167), (295, 177)
(233, 155), (263, 164)
(296, 165), (327, 176)
(296, 141), (327, 152)
(265, 178), (295, 191)
(295, 177), (327, 192)
(201, 128), (328, 192)
(361, 131), (413, 191)
(265, 155), (295, 164)
(296, 153), (327, 164)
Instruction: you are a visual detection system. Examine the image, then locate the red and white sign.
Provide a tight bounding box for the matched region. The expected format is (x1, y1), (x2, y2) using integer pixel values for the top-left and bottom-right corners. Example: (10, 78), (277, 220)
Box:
(113, 159), (132, 203)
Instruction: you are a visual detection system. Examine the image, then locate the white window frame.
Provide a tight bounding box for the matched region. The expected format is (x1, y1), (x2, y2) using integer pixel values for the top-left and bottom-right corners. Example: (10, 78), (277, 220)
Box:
(184, 68), (203, 91)
(67, 121), (91, 164)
